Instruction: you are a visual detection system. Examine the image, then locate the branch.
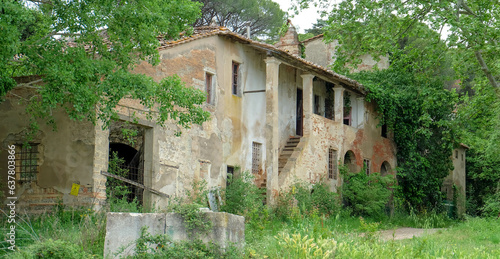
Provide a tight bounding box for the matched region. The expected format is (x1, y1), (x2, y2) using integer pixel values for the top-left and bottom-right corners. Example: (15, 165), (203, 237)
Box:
(474, 50), (499, 88)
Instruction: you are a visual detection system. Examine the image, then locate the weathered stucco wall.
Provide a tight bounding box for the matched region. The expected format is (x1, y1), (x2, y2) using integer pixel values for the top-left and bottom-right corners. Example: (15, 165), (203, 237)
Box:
(303, 37), (389, 72)
(279, 85), (397, 192)
(0, 88), (98, 211)
(278, 65), (301, 146)
(117, 35), (274, 208)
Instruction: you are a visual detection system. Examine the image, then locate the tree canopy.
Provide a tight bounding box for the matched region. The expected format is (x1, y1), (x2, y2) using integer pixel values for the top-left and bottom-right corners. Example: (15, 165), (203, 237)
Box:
(292, 0), (499, 91)
(193, 0), (286, 40)
(291, 0), (500, 212)
(0, 0), (210, 134)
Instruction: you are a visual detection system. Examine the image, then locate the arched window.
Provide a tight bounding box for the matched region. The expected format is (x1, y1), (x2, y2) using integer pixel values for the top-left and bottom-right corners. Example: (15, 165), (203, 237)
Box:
(344, 150), (357, 173)
(380, 161), (391, 176)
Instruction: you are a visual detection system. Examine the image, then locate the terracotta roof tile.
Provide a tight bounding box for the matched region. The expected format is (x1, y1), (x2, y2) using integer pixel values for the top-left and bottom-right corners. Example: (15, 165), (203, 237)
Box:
(158, 28), (367, 94)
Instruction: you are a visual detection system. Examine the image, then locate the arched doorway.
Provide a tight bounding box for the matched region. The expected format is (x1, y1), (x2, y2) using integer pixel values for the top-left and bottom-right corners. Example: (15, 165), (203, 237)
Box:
(108, 142), (144, 205)
(380, 161), (391, 176)
(344, 150), (357, 173)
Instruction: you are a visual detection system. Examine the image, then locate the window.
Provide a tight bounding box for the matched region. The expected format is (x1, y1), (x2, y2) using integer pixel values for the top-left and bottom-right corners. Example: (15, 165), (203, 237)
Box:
(314, 95), (320, 115)
(252, 142), (262, 174)
(363, 159), (370, 175)
(227, 166), (234, 186)
(325, 84), (335, 120)
(328, 148), (337, 180)
(15, 143), (39, 183)
(380, 161), (391, 176)
(455, 150), (458, 159)
(381, 124), (388, 138)
(205, 72), (213, 104)
(232, 61), (240, 96)
(343, 92), (352, 126)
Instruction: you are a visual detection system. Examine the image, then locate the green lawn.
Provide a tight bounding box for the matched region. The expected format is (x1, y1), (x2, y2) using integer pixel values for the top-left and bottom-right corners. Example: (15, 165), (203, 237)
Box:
(1, 208), (499, 258)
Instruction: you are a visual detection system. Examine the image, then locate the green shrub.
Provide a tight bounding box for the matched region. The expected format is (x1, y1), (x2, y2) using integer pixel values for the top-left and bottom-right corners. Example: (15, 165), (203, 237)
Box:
(221, 172), (266, 222)
(276, 180), (340, 221)
(166, 180), (213, 238)
(481, 190), (500, 217)
(134, 227), (240, 259)
(12, 239), (92, 259)
(340, 165), (394, 217)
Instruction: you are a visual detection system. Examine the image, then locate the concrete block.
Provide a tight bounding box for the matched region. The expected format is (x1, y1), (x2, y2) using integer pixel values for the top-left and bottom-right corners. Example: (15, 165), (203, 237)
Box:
(104, 212), (244, 258)
(104, 212), (166, 258)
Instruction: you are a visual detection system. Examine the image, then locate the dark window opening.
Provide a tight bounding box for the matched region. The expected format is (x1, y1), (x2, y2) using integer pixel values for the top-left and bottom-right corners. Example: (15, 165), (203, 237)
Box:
(381, 124), (388, 138)
(455, 150), (458, 159)
(232, 61), (240, 95)
(206, 73), (213, 104)
(328, 149), (337, 180)
(325, 83), (335, 120)
(15, 143), (39, 183)
(381, 161), (391, 176)
(227, 166), (234, 187)
(343, 91), (352, 125)
(296, 89), (303, 136)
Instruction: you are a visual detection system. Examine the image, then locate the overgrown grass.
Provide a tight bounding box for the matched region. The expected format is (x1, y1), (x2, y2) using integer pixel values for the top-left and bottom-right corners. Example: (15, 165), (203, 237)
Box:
(2, 173), (499, 258)
(0, 206), (106, 258)
(245, 215), (500, 258)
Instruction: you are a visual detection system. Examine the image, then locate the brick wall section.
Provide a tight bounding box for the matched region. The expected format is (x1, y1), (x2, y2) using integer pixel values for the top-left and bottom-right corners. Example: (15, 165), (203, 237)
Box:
(275, 21), (300, 56)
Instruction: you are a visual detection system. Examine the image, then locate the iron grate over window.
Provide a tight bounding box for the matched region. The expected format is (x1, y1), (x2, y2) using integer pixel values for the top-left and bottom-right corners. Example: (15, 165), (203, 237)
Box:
(232, 61), (240, 95)
(252, 142), (262, 174)
(328, 148), (337, 180)
(16, 143), (39, 183)
(364, 159), (371, 175)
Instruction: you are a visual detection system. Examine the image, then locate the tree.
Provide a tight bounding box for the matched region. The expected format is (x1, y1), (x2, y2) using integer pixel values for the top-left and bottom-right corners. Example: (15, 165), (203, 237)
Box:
(0, 0), (210, 135)
(293, 0), (499, 213)
(193, 0), (286, 40)
(292, 0), (499, 90)
(305, 19), (328, 36)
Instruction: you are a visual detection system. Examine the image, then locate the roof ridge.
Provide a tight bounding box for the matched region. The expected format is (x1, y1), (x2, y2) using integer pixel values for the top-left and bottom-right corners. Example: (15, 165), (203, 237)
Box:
(300, 34), (324, 44)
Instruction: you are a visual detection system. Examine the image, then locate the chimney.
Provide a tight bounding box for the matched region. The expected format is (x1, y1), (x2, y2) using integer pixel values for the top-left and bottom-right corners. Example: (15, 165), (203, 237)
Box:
(275, 19), (300, 56)
(243, 21), (251, 38)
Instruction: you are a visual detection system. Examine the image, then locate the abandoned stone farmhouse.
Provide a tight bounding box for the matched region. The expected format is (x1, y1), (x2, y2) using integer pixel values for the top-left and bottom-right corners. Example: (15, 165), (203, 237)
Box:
(6, 23), (465, 213)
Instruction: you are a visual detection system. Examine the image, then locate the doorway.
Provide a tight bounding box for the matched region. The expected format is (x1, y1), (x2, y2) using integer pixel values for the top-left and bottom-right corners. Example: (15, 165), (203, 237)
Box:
(296, 88), (303, 136)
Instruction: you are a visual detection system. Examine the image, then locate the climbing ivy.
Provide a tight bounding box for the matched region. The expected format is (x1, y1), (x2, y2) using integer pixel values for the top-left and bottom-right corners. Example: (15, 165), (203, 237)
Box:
(351, 53), (458, 212)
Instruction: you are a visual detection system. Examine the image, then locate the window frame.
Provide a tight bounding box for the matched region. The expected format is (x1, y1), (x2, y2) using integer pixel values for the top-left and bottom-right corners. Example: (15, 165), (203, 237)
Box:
(15, 143), (40, 183)
(232, 61), (240, 96)
(328, 148), (338, 180)
(251, 142), (262, 174)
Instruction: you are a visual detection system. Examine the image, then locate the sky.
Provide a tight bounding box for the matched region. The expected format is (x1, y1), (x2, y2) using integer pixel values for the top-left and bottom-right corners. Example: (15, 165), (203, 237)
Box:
(273, 0), (330, 33)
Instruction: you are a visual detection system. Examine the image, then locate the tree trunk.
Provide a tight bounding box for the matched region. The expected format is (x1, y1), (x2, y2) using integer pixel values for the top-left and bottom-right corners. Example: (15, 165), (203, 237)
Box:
(474, 50), (499, 89)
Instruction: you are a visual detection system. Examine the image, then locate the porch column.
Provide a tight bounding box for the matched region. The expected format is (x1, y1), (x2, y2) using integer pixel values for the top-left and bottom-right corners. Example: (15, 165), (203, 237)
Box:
(333, 86), (344, 123)
(92, 121), (109, 211)
(264, 57), (281, 206)
(301, 74), (314, 136)
(356, 97), (365, 127)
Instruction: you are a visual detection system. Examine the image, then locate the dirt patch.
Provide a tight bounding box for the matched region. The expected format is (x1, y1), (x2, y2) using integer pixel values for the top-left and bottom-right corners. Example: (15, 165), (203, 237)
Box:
(378, 228), (443, 241)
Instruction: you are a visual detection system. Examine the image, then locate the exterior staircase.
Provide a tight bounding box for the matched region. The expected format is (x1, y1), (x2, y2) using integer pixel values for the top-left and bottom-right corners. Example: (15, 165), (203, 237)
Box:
(279, 136), (302, 175)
